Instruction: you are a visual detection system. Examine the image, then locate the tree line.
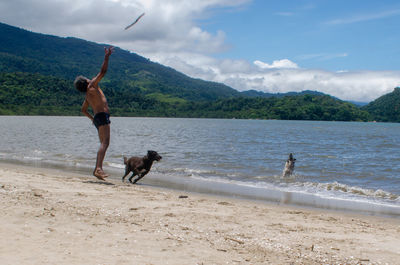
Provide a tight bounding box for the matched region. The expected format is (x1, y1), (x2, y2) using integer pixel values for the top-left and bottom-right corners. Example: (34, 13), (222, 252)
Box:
(0, 72), (372, 121)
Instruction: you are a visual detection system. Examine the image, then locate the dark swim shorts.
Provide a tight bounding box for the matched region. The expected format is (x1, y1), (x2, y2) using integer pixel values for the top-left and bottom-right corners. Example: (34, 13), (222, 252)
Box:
(93, 112), (111, 130)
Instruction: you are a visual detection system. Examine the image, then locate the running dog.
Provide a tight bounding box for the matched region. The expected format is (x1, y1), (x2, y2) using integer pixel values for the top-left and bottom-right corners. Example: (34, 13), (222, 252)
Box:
(283, 153), (296, 177)
(122, 150), (162, 184)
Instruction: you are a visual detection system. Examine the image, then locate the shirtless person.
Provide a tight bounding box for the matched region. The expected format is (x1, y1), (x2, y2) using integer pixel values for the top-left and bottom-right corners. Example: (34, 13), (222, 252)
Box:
(74, 46), (114, 180)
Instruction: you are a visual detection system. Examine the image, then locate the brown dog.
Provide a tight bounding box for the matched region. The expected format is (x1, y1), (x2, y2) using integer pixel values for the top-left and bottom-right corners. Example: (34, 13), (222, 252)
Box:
(122, 150), (162, 184)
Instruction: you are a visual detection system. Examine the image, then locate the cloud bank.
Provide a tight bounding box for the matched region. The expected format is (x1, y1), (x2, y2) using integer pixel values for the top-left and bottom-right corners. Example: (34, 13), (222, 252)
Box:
(0, 0), (399, 102)
(159, 54), (400, 102)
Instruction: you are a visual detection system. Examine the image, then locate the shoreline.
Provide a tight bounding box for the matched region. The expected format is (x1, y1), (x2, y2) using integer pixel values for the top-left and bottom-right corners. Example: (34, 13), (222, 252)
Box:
(4, 159), (400, 219)
(1, 162), (399, 264)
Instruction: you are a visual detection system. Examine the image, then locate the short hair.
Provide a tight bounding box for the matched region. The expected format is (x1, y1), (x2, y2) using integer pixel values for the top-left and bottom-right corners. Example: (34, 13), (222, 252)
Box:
(74, 75), (88, 93)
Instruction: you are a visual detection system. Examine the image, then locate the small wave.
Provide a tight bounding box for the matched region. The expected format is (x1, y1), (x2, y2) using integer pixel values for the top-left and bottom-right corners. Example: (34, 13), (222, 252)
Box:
(254, 174), (298, 182)
(188, 174), (278, 190)
(159, 167), (219, 176)
(315, 155), (337, 159)
(185, 168), (215, 175)
(23, 156), (43, 161)
(310, 181), (399, 201)
(169, 172), (400, 203)
(0, 152), (9, 157)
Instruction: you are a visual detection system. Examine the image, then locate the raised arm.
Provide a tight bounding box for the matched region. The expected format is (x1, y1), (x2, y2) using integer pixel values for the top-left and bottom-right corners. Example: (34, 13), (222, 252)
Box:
(90, 46), (114, 87)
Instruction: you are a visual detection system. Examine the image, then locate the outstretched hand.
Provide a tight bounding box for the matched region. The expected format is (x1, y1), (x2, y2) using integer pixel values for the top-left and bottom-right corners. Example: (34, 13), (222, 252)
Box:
(104, 46), (114, 57)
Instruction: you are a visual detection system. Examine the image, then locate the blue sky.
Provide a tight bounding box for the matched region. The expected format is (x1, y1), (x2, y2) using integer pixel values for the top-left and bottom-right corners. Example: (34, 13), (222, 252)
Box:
(203, 0), (400, 71)
(0, 0), (399, 102)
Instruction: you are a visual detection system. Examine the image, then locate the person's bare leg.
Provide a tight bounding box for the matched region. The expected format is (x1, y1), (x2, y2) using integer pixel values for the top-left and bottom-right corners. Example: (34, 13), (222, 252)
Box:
(93, 124), (110, 180)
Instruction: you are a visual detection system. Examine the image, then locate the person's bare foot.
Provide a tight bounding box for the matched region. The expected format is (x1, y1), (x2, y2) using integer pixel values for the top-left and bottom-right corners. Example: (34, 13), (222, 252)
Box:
(93, 169), (109, 181)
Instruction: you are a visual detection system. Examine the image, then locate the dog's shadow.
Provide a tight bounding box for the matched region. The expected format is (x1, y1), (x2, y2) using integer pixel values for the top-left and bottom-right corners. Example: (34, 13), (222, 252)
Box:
(83, 180), (115, 186)
(121, 181), (146, 186)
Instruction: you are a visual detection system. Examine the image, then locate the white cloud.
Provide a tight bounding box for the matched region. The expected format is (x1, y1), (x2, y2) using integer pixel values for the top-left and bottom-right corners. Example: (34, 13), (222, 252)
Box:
(254, 59), (299, 69)
(0, 0), (399, 102)
(0, 0), (239, 55)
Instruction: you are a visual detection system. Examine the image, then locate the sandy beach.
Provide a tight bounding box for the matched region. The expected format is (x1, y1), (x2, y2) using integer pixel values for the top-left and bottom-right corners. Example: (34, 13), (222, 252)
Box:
(0, 163), (399, 264)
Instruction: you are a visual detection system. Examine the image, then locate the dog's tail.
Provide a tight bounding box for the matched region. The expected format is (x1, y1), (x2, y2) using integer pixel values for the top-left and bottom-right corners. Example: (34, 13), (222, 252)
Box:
(123, 156), (128, 165)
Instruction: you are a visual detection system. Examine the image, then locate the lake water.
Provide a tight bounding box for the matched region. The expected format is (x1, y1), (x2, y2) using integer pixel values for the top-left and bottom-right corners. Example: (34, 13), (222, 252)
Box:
(1, 116), (400, 217)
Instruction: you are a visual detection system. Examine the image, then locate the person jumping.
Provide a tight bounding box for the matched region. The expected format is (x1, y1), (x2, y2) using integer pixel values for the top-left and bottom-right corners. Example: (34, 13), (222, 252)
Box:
(74, 46), (114, 180)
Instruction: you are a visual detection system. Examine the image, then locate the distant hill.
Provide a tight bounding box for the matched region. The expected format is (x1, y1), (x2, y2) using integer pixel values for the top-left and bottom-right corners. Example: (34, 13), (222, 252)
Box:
(363, 87), (400, 122)
(241, 89), (326, 98)
(347, 100), (368, 107)
(177, 94), (370, 121)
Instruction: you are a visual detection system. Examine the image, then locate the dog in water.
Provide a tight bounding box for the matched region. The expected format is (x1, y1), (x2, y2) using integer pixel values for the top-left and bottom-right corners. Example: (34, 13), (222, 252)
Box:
(122, 150), (162, 184)
(283, 153), (296, 177)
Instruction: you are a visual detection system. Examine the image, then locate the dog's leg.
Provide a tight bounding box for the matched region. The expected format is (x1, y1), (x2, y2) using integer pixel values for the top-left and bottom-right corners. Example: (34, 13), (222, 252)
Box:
(132, 174), (144, 184)
(132, 171), (148, 184)
(122, 167), (131, 182)
(128, 172), (138, 183)
(128, 168), (141, 183)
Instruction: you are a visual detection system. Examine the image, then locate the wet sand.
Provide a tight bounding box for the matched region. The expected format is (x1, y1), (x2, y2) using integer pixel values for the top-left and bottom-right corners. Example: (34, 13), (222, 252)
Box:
(0, 163), (399, 264)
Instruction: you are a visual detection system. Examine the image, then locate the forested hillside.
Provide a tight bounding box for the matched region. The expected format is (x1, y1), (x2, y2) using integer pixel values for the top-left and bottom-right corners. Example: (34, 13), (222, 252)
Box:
(0, 72), (370, 121)
(0, 22), (240, 102)
(362, 87), (400, 122)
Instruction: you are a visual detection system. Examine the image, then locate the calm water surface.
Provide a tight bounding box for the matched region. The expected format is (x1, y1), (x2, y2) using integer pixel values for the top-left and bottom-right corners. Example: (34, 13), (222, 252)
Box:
(1, 116), (399, 216)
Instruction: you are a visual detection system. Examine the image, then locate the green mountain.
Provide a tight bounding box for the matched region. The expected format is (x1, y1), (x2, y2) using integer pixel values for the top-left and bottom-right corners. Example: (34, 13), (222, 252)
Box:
(362, 87), (400, 122)
(0, 22), (373, 121)
(0, 22), (240, 102)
